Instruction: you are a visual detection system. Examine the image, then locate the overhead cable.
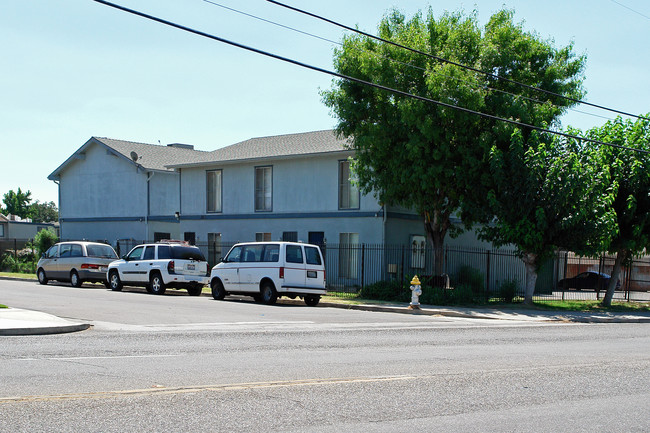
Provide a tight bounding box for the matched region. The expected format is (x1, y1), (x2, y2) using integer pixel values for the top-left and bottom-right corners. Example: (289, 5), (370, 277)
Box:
(266, 0), (650, 122)
(91, 0), (649, 154)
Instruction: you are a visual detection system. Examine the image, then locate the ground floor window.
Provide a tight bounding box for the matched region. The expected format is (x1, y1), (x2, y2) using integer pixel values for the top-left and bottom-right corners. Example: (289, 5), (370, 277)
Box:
(339, 232), (359, 279)
(184, 232), (196, 245)
(282, 231), (298, 242)
(154, 232), (171, 243)
(256, 232), (272, 242)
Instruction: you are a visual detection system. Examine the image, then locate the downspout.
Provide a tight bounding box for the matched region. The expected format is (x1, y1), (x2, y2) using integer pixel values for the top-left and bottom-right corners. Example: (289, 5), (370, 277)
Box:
(53, 179), (61, 239)
(146, 171), (155, 242)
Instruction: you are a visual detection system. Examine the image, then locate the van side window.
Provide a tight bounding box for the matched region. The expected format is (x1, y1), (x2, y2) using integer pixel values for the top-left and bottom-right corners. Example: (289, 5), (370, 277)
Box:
(70, 244), (83, 258)
(242, 245), (264, 262)
(60, 244), (72, 258)
(46, 246), (58, 258)
(286, 245), (303, 264)
(226, 246), (242, 263)
(305, 246), (322, 265)
(262, 244), (280, 262)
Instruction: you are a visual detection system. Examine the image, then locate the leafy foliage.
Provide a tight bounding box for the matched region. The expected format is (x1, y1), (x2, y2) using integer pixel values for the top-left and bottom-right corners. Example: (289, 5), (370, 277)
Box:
(584, 115), (650, 306)
(29, 201), (59, 223)
(2, 188), (32, 219)
(322, 8), (586, 274)
(34, 229), (58, 257)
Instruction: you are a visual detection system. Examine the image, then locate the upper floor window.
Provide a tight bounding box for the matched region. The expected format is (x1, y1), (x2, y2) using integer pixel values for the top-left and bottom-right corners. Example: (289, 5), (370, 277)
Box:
(206, 170), (222, 213)
(255, 166), (272, 212)
(339, 160), (360, 210)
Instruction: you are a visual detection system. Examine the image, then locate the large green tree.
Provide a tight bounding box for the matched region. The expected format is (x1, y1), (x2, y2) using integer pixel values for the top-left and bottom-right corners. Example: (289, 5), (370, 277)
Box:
(322, 8), (585, 274)
(29, 200), (59, 223)
(478, 130), (616, 305)
(584, 116), (650, 307)
(2, 188), (32, 219)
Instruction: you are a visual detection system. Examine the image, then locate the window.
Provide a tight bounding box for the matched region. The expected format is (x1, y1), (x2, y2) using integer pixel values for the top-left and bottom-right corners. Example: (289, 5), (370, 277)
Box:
(242, 245), (264, 262)
(208, 233), (222, 265)
(46, 245), (58, 258)
(256, 232), (271, 242)
(286, 245), (304, 264)
(262, 244), (280, 262)
(86, 244), (117, 258)
(305, 246), (322, 265)
(0, 224), (4, 237)
(154, 232), (171, 243)
(59, 244), (72, 258)
(70, 244), (83, 258)
(126, 246), (144, 260)
(225, 246), (243, 263)
(206, 170), (222, 213)
(255, 166), (272, 211)
(282, 231), (298, 242)
(158, 245), (171, 260)
(143, 246), (156, 260)
(184, 232), (196, 245)
(339, 233), (359, 279)
(339, 160), (360, 210)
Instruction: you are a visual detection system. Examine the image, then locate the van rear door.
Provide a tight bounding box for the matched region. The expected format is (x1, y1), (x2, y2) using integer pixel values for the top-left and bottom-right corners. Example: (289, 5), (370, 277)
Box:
(283, 244), (306, 289)
(304, 245), (325, 289)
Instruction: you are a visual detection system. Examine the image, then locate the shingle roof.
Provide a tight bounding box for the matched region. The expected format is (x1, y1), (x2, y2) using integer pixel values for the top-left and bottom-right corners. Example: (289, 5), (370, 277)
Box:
(167, 130), (350, 168)
(94, 137), (210, 172)
(49, 130), (350, 180)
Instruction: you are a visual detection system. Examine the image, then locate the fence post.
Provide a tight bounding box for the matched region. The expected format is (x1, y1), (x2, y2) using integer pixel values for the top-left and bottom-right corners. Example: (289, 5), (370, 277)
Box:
(486, 250), (491, 302)
(361, 244), (365, 289)
(562, 252), (568, 301)
(400, 245), (405, 282)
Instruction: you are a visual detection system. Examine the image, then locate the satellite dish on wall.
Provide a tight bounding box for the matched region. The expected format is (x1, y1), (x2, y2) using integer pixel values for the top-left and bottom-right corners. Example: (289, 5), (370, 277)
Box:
(130, 151), (139, 162)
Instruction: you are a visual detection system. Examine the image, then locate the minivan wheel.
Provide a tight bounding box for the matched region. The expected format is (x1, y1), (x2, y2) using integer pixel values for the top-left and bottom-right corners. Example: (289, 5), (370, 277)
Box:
(211, 279), (226, 300)
(109, 270), (123, 291)
(304, 295), (320, 307)
(150, 273), (166, 295)
(70, 271), (82, 288)
(37, 269), (48, 285)
(260, 282), (277, 305)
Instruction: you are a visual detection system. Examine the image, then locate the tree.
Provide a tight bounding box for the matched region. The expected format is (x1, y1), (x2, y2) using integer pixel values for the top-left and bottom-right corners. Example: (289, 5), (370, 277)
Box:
(584, 116), (650, 307)
(2, 188), (32, 219)
(29, 200), (59, 223)
(34, 228), (58, 257)
(478, 130), (616, 305)
(322, 8), (586, 275)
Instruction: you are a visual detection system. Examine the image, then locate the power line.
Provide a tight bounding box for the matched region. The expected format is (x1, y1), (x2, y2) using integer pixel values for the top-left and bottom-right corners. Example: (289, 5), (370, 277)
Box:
(266, 0), (650, 123)
(609, 0), (650, 20)
(91, 0), (649, 155)
(200, 0), (615, 124)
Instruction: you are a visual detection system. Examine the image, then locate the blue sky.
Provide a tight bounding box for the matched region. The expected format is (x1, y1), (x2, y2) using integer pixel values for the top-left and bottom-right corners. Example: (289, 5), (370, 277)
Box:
(1, 0), (648, 205)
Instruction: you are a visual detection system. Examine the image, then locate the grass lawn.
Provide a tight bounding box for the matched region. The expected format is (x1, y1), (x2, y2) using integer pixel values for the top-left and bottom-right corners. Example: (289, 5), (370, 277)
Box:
(0, 272), (36, 280)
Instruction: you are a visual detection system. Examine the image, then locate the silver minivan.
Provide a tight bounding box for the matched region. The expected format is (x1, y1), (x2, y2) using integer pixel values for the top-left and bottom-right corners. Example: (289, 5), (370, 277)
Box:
(37, 241), (119, 287)
(210, 241), (327, 306)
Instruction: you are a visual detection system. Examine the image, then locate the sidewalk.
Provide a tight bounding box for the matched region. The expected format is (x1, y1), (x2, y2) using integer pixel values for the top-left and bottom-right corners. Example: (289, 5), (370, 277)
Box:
(0, 308), (90, 336)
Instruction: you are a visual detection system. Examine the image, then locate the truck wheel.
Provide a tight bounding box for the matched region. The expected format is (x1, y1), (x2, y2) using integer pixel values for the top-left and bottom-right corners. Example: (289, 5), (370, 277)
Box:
(304, 295), (320, 306)
(109, 270), (122, 291)
(260, 282), (277, 305)
(211, 279), (226, 300)
(149, 273), (166, 295)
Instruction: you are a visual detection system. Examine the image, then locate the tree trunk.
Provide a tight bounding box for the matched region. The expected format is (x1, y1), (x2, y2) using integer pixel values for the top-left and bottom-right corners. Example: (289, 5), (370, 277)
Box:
(521, 252), (539, 306)
(424, 210), (450, 276)
(601, 249), (628, 307)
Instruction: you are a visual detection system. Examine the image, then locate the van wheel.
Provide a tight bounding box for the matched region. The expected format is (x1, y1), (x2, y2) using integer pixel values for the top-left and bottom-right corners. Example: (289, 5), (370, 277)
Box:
(37, 269), (48, 285)
(70, 271), (82, 288)
(211, 280), (226, 300)
(260, 282), (277, 305)
(150, 273), (166, 295)
(187, 285), (203, 296)
(304, 295), (320, 307)
(109, 270), (122, 291)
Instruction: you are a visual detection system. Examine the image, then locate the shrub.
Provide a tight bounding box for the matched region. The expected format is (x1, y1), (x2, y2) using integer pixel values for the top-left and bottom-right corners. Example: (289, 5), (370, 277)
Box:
(34, 229), (58, 257)
(360, 279), (409, 302)
(499, 279), (519, 303)
(454, 265), (485, 294)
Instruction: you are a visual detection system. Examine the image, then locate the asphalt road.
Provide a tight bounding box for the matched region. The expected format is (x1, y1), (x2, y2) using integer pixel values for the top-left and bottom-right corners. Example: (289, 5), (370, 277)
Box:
(0, 279), (648, 432)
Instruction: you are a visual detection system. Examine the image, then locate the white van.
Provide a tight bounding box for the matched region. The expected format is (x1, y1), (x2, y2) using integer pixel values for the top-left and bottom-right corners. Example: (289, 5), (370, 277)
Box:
(210, 242), (326, 306)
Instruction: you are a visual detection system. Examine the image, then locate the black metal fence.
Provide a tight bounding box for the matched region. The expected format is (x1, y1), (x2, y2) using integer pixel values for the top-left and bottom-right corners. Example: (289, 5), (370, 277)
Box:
(3, 237), (649, 302)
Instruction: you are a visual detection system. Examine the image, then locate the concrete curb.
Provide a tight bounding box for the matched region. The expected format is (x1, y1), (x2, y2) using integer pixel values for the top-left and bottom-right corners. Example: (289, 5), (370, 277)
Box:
(0, 308), (91, 336)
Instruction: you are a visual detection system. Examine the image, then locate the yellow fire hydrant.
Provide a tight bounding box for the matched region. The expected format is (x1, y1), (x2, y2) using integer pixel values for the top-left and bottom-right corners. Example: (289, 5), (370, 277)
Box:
(409, 275), (422, 310)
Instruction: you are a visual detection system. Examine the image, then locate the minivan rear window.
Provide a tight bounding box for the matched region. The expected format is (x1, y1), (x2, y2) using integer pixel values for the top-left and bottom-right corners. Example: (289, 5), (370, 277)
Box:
(171, 246), (206, 261)
(86, 244), (118, 259)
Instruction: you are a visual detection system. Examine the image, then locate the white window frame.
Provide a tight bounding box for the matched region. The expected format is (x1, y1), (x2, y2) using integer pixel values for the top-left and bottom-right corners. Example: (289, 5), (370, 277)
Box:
(206, 169), (223, 213)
